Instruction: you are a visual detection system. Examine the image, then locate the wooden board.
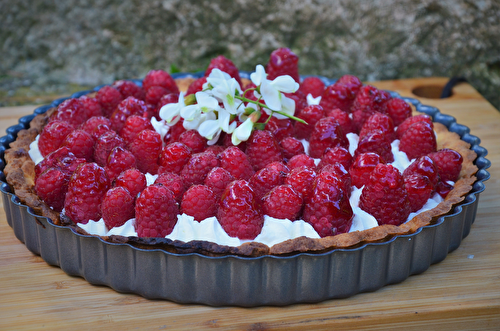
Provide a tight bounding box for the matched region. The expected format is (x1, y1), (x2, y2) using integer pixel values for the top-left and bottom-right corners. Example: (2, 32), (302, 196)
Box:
(1, 78), (499, 330)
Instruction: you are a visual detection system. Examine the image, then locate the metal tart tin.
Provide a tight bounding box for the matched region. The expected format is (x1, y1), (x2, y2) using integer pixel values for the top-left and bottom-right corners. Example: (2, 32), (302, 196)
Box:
(0, 74), (491, 306)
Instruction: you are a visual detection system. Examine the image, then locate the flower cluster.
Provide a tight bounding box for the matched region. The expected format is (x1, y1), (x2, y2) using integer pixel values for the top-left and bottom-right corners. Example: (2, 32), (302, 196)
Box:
(158, 65), (302, 145)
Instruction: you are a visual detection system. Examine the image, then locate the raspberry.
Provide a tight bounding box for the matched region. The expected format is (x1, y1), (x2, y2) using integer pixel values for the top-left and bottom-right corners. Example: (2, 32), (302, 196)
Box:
(222, 132), (246, 152)
(205, 55), (242, 85)
(51, 98), (87, 127)
(308, 117), (348, 158)
(262, 185), (303, 221)
(359, 112), (396, 143)
(404, 174), (433, 212)
(96, 85), (124, 117)
(219, 146), (254, 180)
(319, 163), (352, 197)
(180, 185), (218, 222)
(35, 146), (84, 178)
(284, 165), (317, 200)
(178, 130), (207, 153)
(217, 180), (263, 240)
(142, 70), (179, 94)
(129, 129), (162, 174)
(293, 105), (325, 140)
(186, 77), (207, 96)
(204, 167), (235, 199)
(101, 186), (135, 229)
(164, 119), (186, 145)
(350, 85), (391, 131)
(264, 118), (294, 142)
(355, 130), (394, 163)
(110, 97), (148, 132)
(435, 180), (454, 198)
(349, 152), (385, 189)
(279, 136), (305, 160)
(428, 148), (463, 182)
(320, 75), (362, 113)
(93, 131), (126, 167)
(396, 114), (433, 139)
(35, 167), (70, 212)
(298, 76), (325, 98)
(287, 154), (316, 170)
(104, 146), (137, 182)
(205, 145), (225, 156)
(359, 164), (410, 226)
(119, 115), (155, 146)
(399, 121), (437, 160)
(284, 90), (308, 115)
(145, 85), (169, 106)
(158, 142), (192, 174)
(79, 95), (103, 119)
(265, 161), (290, 174)
(249, 167), (285, 200)
(302, 172), (353, 237)
(157, 93), (180, 110)
(181, 151), (220, 187)
(266, 47), (300, 83)
(38, 120), (74, 157)
(403, 156), (440, 190)
(155, 172), (186, 202)
(113, 80), (145, 100)
(385, 98), (412, 127)
(245, 130), (283, 170)
(135, 184), (179, 237)
(61, 129), (94, 162)
(80, 116), (112, 139)
(115, 168), (147, 199)
(64, 163), (111, 224)
(325, 108), (355, 134)
(317, 146), (353, 171)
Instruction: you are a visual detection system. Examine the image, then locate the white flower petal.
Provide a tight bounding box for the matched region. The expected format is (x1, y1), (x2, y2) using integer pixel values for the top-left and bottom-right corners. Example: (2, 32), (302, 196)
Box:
(159, 103), (181, 123)
(273, 95), (296, 119)
(261, 80), (282, 111)
(270, 75), (300, 93)
(180, 104), (200, 121)
(250, 64), (267, 86)
(196, 91), (219, 111)
(198, 120), (220, 140)
(232, 118), (254, 145)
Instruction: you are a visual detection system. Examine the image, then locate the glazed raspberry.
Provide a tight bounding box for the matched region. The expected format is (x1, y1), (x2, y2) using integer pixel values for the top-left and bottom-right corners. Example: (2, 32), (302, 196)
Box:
(163, 119), (186, 144)
(129, 129), (162, 174)
(266, 47), (300, 83)
(325, 108), (355, 134)
(93, 131), (126, 167)
(319, 163), (352, 197)
(222, 132), (246, 152)
(35, 146), (84, 178)
(135, 184), (179, 237)
(113, 80), (145, 100)
(351, 85), (391, 131)
(217, 180), (263, 240)
(101, 186), (135, 229)
(249, 167), (285, 200)
(399, 121), (437, 160)
(264, 118), (294, 142)
(145, 85), (169, 106)
(155, 172), (186, 202)
(186, 77), (207, 96)
(142, 69), (179, 94)
(104, 146), (137, 182)
(396, 114), (433, 139)
(181, 151), (220, 187)
(262, 185), (303, 221)
(385, 98), (412, 127)
(320, 75), (362, 113)
(284, 165), (317, 200)
(110, 97), (148, 132)
(359, 164), (411, 226)
(35, 167), (70, 212)
(119, 115), (155, 146)
(403, 156), (440, 191)
(265, 161), (290, 174)
(404, 174), (433, 212)
(51, 98), (87, 127)
(359, 112), (396, 143)
(38, 120), (74, 157)
(302, 172), (353, 237)
(80, 116), (112, 139)
(205, 55), (242, 85)
(178, 130), (207, 153)
(308, 117), (348, 158)
(435, 180), (454, 198)
(204, 167), (235, 199)
(157, 92), (180, 110)
(79, 95), (103, 119)
(205, 145), (225, 156)
(317, 146), (353, 171)
(61, 129), (94, 162)
(279, 136), (305, 160)
(287, 154), (316, 170)
(349, 152), (385, 189)
(284, 90), (308, 115)
(428, 148), (463, 182)
(293, 105), (325, 140)
(219, 146), (254, 180)
(114, 168), (147, 199)
(180, 185), (218, 222)
(298, 76), (325, 98)
(64, 163), (111, 224)
(96, 85), (123, 117)
(245, 130), (283, 170)
(158, 142), (192, 174)
(355, 130), (394, 163)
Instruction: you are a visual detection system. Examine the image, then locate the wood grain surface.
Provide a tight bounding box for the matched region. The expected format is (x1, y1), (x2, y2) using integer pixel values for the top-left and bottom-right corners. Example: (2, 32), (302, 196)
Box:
(1, 78), (499, 330)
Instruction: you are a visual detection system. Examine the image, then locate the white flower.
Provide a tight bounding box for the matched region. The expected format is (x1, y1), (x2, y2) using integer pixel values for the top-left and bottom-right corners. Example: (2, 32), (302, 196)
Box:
(231, 117), (254, 146)
(206, 69), (243, 114)
(198, 108), (237, 145)
(250, 64), (299, 111)
(272, 95), (296, 120)
(250, 64), (267, 86)
(159, 92), (185, 123)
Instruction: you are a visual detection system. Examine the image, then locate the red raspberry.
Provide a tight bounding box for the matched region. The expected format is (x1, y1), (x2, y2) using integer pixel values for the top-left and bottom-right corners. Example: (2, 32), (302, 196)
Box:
(359, 164), (411, 226)
(79, 95), (103, 119)
(35, 146), (84, 178)
(178, 130), (207, 153)
(320, 75), (362, 113)
(349, 152), (385, 189)
(245, 130), (283, 170)
(436, 180), (454, 198)
(284, 165), (317, 200)
(279, 136), (305, 160)
(399, 121), (437, 160)
(204, 167), (235, 199)
(93, 131), (126, 167)
(105, 146), (137, 182)
(158, 142), (192, 174)
(101, 186), (135, 229)
(262, 185), (303, 221)
(351, 85), (391, 131)
(80, 116), (112, 139)
(110, 97), (148, 132)
(293, 105), (325, 140)
(402, 156), (440, 191)
(119, 115), (155, 146)
(265, 161), (290, 174)
(355, 130), (394, 163)
(145, 85), (169, 106)
(51, 98), (87, 127)
(180, 185), (218, 222)
(164, 119), (187, 144)
(266, 47), (300, 83)
(308, 117), (348, 158)
(205, 145), (225, 156)
(181, 151), (220, 187)
(129, 129), (162, 174)
(219, 146), (254, 180)
(325, 108), (355, 134)
(385, 98), (412, 127)
(96, 85), (124, 117)
(113, 80), (145, 100)
(115, 168), (147, 199)
(404, 174), (434, 212)
(64, 163), (111, 224)
(155, 172), (186, 202)
(186, 77), (207, 96)
(287, 154), (316, 170)
(135, 184), (179, 237)
(35, 167), (70, 212)
(249, 167), (285, 200)
(303, 172), (353, 237)
(396, 114), (433, 139)
(428, 148), (463, 182)
(222, 132), (246, 152)
(217, 180), (264, 240)
(284, 90), (308, 115)
(359, 112), (396, 143)
(264, 118), (294, 142)
(142, 70), (179, 94)
(205, 55), (242, 85)
(38, 120), (74, 157)
(318, 163), (352, 195)
(318, 146), (353, 171)
(61, 129), (94, 162)
(298, 76), (325, 98)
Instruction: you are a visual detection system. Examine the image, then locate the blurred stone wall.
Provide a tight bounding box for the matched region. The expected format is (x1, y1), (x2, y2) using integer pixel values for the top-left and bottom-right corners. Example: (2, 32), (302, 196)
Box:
(1, 0), (499, 109)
